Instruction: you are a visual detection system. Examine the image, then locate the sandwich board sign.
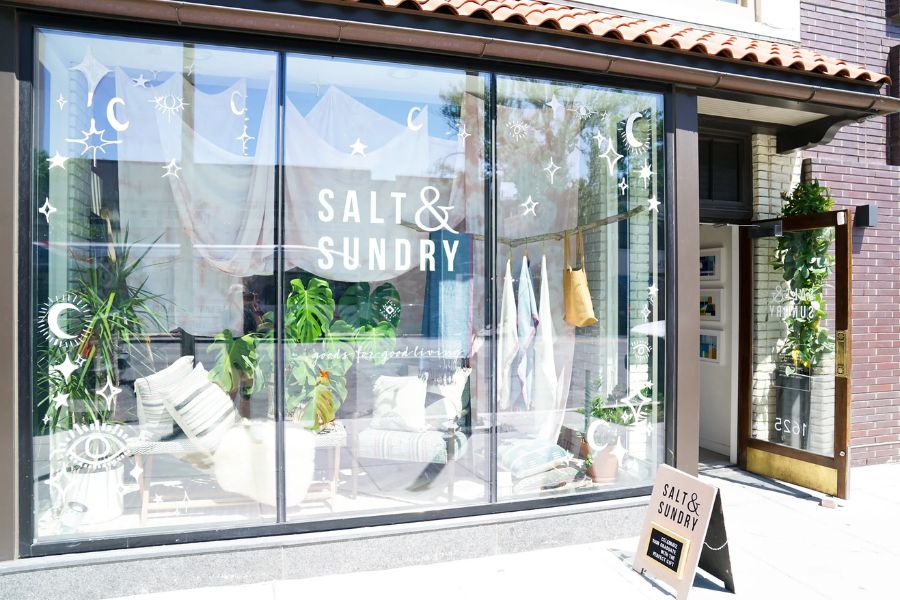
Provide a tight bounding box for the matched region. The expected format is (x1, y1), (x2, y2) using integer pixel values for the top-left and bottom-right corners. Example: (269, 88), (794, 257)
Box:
(633, 465), (735, 599)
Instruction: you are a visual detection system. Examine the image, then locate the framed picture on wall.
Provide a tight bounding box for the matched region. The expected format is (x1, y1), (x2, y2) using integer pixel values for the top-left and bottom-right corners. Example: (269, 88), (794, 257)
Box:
(699, 248), (723, 281)
(699, 288), (725, 323)
(699, 329), (723, 364)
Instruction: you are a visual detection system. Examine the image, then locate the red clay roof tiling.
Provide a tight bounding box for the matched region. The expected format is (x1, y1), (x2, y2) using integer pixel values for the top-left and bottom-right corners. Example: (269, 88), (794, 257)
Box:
(333, 0), (889, 83)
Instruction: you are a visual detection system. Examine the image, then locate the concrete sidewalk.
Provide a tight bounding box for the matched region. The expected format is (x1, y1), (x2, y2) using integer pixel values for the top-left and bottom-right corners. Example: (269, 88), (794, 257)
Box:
(111, 463), (900, 600)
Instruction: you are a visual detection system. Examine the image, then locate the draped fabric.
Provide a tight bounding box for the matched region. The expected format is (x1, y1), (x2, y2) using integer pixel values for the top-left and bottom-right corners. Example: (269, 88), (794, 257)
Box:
(533, 255), (562, 437)
(116, 70), (277, 335)
(511, 256), (539, 410)
(421, 230), (475, 383)
(117, 74), (467, 334)
(497, 259), (519, 411)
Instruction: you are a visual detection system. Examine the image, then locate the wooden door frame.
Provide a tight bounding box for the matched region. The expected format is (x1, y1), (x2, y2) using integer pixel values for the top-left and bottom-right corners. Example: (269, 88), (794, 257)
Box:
(737, 209), (852, 498)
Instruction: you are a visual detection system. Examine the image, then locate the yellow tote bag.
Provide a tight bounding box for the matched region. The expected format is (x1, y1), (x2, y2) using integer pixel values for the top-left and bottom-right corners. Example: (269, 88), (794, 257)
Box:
(563, 230), (598, 327)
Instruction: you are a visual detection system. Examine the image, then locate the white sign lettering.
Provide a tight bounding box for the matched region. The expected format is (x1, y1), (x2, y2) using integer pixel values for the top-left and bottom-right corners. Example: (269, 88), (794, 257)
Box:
(315, 185), (460, 273)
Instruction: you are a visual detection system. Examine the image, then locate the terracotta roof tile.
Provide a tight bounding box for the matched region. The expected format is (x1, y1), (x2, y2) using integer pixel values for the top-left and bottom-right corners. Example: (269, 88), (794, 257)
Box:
(333, 0), (888, 83)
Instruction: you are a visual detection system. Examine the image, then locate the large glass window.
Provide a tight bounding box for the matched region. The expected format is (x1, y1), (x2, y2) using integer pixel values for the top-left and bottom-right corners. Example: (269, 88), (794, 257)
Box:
(29, 28), (665, 547)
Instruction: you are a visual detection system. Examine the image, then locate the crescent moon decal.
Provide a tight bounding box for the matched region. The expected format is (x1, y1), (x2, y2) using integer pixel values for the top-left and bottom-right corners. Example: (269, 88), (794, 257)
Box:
(230, 91), (247, 116)
(406, 106), (424, 132)
(625, 112), (644, 148)
(106, 97), (129, 132)
(47, 303), (81, 341)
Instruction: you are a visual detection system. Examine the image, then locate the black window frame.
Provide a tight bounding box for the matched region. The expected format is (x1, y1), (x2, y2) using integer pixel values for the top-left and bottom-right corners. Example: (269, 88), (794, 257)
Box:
(16, 9), (678, 558)
(698, 127), (752, 224)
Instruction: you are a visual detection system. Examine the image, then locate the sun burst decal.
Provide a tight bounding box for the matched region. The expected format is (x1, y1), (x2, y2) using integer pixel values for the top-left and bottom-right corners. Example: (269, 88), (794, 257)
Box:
(620, 111), (651, 156)
(149, 94), (189, 122)
(38, 293), (92, 349)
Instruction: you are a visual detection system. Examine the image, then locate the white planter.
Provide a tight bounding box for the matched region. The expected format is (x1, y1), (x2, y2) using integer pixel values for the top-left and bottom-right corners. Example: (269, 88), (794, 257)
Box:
(64, 464), (125, 525)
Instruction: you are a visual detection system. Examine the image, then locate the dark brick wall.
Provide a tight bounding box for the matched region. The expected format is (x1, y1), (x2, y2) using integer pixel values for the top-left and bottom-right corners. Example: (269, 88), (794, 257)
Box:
(802, 0), (900, 465)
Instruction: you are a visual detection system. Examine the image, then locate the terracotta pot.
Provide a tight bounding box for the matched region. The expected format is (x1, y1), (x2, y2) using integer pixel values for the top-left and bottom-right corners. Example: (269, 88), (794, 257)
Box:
(581, 439), (620, 483)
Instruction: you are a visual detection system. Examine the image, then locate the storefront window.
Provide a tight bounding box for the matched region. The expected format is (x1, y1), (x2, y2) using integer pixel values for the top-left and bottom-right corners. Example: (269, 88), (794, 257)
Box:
(29, 27), (665, 547)
(494, 77), (666, 498)
(33, 30), (279, 541)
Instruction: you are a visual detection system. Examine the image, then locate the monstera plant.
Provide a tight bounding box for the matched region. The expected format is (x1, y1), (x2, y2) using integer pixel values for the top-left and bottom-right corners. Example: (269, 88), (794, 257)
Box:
(283, 277), (399, 430)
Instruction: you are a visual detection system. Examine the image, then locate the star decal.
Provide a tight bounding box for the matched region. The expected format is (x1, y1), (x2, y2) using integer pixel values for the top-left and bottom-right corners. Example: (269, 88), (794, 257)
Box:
(592, 130), (606, 150)
(52, 354), (80, 383)
(236, 124), (255, 156)
(53, 393), (70, 410)
(42, 414), (50, 425)
(521, 196), (539, 217)
(618, 178), (629, 194)
(96, 374), (122, 411)
(56, 94), (67, 111)
(65, 118), (122, 167)
(641, 304), (652, 320)
(47, 151), (67, 170)
(601, 142), (623, 176)
(38, 198), (57, 223)
(647, 196), (660, 213)
(638, 162), (654, 188)
(131, 73), (149, 88)
(544, 157), (561, 184)
(545, 94), (563, 116)
(130, 464), (144, 481)
(457, 122), (471, 141)
(152, 494), (163, 504)
(69, 46), (110, 107)
(648, 284), (659, 298)
(161, 159), (181, 179)
(350, 138), (367, 157)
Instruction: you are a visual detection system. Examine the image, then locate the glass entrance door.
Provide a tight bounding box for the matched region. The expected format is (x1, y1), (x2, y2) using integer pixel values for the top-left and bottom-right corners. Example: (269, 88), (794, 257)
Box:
(738, 210), (852, 498)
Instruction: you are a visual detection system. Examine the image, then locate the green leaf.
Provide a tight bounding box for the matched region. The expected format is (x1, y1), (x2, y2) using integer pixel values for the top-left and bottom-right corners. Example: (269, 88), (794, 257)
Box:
(336, 282), (402, 328)
(285, 278), (335, 343)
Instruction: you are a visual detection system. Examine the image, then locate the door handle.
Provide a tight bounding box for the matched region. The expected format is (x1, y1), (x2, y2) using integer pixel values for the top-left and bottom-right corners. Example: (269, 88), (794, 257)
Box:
(836, 330), (848, 378)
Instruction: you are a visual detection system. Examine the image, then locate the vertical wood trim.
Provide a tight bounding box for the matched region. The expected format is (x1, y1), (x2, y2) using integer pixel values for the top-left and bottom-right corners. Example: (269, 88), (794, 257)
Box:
(835, 209), (852, 499)
(673, 89), (700, 475)
(0, 6), (18, 560)
(737, 228), (752, 469)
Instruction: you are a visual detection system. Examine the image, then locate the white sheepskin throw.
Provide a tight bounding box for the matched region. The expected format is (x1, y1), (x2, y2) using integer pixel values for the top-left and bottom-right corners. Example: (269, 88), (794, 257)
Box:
(213, 420), (315, 506)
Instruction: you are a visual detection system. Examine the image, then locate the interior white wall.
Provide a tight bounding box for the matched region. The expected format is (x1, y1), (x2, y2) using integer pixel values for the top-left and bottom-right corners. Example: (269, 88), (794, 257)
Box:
(699, 224), (739, 462)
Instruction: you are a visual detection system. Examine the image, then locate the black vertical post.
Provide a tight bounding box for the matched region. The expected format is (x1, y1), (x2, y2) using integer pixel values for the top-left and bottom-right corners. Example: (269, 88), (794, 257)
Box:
(486, 73), (498, 504)
(274, 52), (287, 523)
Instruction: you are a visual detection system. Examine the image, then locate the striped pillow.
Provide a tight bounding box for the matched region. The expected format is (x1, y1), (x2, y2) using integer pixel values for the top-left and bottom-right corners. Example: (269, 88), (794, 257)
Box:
(162, 363), (238, 455)
(134, 355), (194, 440)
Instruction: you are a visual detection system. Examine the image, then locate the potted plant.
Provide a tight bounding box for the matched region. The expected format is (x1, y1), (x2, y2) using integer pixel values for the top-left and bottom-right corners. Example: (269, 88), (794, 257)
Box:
(771, 181), (835, 450)
(578, 381), (654, 483)
(38, 227), (164, 525)
(282, 277), (400, 431)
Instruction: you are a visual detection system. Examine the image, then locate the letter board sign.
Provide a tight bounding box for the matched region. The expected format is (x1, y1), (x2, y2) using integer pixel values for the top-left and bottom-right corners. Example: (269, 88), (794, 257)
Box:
(633, 465), (735, 599)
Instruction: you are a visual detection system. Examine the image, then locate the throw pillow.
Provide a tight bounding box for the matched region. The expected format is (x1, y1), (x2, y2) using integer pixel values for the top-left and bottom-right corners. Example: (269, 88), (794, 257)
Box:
(134, 355), (194, 440)
(424, 368), (472, 428)
(162, 363), (238, 455)
(498, 438), (569, 479)
(370, 374), (429, 432)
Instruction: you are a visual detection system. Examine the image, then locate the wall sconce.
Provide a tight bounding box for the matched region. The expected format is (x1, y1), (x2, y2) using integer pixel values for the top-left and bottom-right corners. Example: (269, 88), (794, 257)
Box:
(854, 204), (878, 228)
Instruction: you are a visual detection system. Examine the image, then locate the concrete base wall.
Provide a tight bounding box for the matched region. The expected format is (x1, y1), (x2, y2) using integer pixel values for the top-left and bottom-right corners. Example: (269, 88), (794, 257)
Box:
(0, 499), (647, 599)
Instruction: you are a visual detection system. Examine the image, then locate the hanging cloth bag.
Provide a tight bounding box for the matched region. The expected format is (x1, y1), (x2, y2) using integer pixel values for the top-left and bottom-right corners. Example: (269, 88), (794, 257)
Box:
(563, 230), (598, 327)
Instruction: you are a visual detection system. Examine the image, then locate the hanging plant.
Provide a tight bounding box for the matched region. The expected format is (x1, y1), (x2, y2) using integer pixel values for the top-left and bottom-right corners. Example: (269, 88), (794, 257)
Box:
(772, 181), (835, 374)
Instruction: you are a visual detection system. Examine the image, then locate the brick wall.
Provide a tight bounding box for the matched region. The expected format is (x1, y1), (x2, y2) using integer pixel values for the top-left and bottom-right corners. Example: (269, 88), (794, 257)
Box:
(801, 0), (900, 465)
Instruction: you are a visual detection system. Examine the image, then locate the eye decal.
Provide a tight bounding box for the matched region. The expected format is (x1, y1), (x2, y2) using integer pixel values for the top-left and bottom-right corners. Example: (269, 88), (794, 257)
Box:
(64, 422), (129, 472)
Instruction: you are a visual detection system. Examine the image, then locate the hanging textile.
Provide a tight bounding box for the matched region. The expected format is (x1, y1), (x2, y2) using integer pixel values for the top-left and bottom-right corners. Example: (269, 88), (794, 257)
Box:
(511, 256), (539, 410)
(497, 259), (519, 411)
(532, 254), (559, 429)
(421, 230), (475, 383)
